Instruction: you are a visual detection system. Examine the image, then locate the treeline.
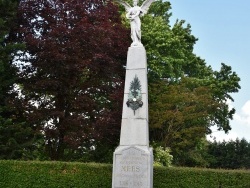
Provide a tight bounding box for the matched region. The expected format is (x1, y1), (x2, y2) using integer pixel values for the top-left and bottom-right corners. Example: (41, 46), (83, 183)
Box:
(154, 138), (250, 169)
(207, 138), (250, 169)
(0, 0), (244, 169)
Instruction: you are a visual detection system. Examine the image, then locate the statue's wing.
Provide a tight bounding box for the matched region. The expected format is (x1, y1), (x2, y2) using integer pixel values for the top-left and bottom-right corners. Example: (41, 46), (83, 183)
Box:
(140, 0), (156, 16)
(114, 0), (131, 12)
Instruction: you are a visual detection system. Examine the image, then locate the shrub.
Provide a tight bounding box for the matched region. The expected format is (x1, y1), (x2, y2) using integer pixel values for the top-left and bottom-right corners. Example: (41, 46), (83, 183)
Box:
(154, 146), (173, 167)
(0, 160), (250, 188)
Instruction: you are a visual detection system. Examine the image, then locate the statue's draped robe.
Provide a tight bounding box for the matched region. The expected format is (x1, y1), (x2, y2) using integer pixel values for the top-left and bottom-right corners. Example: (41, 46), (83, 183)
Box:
(126, 6), (142, 46)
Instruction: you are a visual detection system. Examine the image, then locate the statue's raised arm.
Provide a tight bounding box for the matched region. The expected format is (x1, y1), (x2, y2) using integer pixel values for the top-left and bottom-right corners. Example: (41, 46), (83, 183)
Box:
(114, 0), (156, 46)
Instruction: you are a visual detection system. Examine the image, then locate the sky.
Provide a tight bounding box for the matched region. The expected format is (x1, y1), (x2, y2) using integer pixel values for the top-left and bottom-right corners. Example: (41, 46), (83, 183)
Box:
(168, 0), (250, 142)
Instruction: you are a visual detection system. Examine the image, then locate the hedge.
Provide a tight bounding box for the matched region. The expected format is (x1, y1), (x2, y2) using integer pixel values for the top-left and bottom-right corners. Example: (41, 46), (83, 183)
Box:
(154, 166), (250, 188)
(0, 160), (249, 188)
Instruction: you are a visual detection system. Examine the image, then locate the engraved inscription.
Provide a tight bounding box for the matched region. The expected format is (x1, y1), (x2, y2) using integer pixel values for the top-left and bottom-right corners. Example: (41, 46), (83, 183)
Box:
(121, 165), (140, 172)
(114, 147), (149, 187)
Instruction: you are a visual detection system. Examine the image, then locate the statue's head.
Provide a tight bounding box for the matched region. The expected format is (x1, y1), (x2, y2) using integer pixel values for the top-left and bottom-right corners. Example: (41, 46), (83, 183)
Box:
(133, 0), (138, 6)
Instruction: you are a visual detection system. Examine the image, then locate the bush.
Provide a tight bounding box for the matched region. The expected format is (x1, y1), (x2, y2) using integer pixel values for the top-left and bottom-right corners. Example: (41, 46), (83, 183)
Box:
(0, 160), (250, 188)
(154, 146), (173, 167)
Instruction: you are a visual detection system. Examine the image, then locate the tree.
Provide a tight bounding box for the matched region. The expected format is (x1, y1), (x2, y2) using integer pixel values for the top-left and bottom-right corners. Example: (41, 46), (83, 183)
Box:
(208, 63), (241, 133)
(207, 138), (250, 169)
(149, 78), (220, 166)
(17, 0), (130, 160)
(141, 0), (240, 129)
(139, 0), (240, 166)
(0, 0), (19, 126)
(0, 0), (37, 160)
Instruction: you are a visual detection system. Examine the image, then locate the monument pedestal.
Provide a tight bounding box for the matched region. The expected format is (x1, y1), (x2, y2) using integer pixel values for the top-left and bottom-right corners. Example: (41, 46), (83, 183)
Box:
(112, 46), (153, 188)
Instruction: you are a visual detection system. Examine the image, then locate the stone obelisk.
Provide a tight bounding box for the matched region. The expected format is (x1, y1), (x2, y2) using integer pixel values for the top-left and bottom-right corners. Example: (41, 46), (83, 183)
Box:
(112, 1), (155, 187)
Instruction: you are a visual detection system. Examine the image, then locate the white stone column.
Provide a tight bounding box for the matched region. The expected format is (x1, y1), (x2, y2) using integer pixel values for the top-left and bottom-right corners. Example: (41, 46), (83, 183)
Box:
(112, 46), (153, 188)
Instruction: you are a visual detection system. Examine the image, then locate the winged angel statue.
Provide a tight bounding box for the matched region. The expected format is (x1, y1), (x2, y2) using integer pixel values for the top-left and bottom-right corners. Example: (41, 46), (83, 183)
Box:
(115, 0), (155, 46)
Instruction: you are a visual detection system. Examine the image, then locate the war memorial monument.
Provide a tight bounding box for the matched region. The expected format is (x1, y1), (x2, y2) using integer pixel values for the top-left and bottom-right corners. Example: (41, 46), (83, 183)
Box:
(112, 0), (155, 187)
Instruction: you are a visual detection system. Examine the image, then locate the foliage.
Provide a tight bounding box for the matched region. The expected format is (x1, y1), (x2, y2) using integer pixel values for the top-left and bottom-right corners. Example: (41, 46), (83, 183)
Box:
(0, 0), (242, 166)
(208, 63), (241, 132)
(139, 0), (241, 166)
(1, 160), (250, 188)
(17, 0), (130, 160)
(0, 0), (38, 160)
(144, 0), (240, 127)
(149, 78), (219, 166)
(153, 146), (173, 167)
(0, 0), (19, 129)
(177, 138), (210, 168)
(207, 138), (250, 169)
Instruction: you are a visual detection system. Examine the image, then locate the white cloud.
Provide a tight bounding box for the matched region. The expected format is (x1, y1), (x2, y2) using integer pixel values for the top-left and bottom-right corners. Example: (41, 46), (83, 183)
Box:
(235, 100), (250, 127)
(227, 98), (234, 111)
(242, 100), (250, 115)
(207, 126), (238, 142)
(207, 100), (250, 142)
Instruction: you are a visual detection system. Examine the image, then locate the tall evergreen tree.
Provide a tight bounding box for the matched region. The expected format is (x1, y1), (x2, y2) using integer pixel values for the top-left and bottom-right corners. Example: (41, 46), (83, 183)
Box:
(0, 0), (37, 159)
(0, 0), (19, 123)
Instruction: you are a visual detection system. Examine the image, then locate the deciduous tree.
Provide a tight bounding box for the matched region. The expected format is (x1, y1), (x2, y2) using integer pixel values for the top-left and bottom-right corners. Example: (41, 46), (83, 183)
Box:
(149, 78), (219, 166)
(140, 0), (240, 166)
(17, 0), (130, 160)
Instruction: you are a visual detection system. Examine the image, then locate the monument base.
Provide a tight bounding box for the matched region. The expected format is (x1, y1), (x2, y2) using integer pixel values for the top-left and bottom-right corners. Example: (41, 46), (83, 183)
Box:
(112, 146), (153, 188)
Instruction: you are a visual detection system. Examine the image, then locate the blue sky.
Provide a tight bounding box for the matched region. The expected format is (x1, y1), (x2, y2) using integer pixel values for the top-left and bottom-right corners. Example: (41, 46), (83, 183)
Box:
(168, 0), (250, 141)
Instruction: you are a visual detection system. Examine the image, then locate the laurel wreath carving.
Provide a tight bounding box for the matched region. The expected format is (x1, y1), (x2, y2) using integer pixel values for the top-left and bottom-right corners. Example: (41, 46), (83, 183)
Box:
(126, 75), (143, 115)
